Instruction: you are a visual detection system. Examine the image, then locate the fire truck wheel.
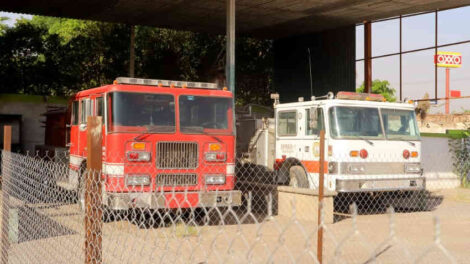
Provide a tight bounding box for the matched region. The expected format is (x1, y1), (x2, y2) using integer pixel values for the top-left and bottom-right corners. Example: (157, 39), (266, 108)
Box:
(289, 166), (309, 188)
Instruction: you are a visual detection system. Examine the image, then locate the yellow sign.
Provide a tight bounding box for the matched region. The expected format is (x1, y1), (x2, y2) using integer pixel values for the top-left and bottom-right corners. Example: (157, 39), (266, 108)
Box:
(434, 51), (462, 68)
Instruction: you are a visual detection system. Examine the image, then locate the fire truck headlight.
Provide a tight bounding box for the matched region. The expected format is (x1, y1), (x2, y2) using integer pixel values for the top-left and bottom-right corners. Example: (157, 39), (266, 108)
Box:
(405, 163), (421, 173)
(126, 174), (151, 186)
(347, 164), (365, 174)
(126, 151), (151, 162)
(204, 152), (226, 162)
(205, 174), (226, 185)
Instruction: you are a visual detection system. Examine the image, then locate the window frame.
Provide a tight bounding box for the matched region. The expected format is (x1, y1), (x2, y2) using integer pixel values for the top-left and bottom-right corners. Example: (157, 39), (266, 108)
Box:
(305, 107), (325, 137)
(277, 110), (298, 137)
(80, 98), (92, 125)
(380, 108), (420, 140)
(95, 97), (104, 117)
(71, 101), (79, 125)
(106, 91), (176, 133)
(178, 95), (233, 135)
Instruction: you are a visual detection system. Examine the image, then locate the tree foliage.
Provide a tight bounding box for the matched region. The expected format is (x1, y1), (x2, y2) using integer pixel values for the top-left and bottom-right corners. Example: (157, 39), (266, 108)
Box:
(356, 79), (397, 102)
(0, 17), (9, 36)
(416, 92), (431, 120)
(0, 16), (273, 105)
(449, 138), (470, 188)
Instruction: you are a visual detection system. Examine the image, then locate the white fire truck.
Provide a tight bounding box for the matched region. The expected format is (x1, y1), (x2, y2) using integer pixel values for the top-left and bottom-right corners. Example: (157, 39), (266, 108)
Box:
(243, 91), (424, 194)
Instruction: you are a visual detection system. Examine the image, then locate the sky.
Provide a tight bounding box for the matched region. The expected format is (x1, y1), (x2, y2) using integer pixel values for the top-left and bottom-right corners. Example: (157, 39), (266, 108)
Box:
(1, 7), (470, 113)
(0, 11), (31, 26)
(355, 6), (470, 113)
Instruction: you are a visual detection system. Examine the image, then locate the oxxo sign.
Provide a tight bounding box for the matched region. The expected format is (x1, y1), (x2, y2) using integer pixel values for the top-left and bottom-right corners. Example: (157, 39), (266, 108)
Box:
(434, 51), (462, 68)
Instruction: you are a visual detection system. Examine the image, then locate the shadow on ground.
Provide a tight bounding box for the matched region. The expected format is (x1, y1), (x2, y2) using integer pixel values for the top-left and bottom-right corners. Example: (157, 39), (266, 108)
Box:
(8, 205), (77, 243)
(333, 191), (444, 222)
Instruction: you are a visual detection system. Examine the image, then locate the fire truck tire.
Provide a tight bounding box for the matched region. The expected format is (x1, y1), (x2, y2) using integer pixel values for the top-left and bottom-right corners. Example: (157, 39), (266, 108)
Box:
(289, 166), (309, 188)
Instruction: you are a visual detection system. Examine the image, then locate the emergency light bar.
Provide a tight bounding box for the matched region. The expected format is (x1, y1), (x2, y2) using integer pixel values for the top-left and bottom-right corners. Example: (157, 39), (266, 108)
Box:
(115, 77), (219, 89)
(336, 91), (386, 102)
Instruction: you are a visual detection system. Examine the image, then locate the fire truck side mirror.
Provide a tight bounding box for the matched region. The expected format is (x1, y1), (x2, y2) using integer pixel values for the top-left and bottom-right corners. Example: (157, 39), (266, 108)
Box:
(309, 107), (318, 129)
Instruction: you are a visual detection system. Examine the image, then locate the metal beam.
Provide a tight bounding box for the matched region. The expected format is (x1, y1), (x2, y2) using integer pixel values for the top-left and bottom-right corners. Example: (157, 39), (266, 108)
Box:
(364, 21), (372, 93)
(356, 38), (470, 61)
(435, 11), (438, 100)
(399, 15), (402, 101)
(226, 0), (236, 137)
(129, 25), (135, 77)
(226, 0), (235, 93)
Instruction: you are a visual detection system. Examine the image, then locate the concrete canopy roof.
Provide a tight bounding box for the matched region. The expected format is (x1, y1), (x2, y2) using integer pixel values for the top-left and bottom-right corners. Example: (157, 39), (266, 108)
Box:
(1, 0), (470, 38)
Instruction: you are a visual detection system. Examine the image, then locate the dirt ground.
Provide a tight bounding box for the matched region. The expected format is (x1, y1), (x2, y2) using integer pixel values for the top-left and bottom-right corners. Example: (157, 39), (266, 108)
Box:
(1, 188), (469, 264)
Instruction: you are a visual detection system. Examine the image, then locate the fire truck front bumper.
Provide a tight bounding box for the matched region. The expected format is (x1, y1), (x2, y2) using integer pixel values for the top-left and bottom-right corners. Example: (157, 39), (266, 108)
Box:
(103, 190), (242, 210)
(336, 177), (425, 193)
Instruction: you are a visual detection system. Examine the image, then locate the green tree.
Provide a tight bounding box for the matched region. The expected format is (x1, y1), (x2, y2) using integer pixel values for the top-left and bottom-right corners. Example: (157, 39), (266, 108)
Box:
(0, 15), (274, 103)
(28, 16), (97, 44)
(0, 17), (9, 36)
(357, 79), (397, 102)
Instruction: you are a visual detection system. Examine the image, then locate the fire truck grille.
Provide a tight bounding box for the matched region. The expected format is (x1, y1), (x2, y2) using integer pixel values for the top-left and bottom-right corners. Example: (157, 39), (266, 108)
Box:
(156, 174), (198, 186)
(156, 142), (198, 169)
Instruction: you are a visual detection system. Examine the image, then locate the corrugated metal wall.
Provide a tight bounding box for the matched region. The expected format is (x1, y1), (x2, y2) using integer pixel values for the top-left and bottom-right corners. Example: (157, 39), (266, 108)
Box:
(273, 25), (356, 103)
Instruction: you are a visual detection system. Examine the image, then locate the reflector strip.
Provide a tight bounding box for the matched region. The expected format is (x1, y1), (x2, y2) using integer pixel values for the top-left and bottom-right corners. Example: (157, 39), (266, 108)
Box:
(115, 77), (218, 89)
(69, 155), (84, 166)
(103, 163), (124, 176)
(226, 163), (235, 175)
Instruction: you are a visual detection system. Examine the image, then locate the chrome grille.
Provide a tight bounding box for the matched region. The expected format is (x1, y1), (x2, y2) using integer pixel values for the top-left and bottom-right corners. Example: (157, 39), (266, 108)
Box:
(156, 142), (198, 168)
(339, 162), (407, 174)
(156, 174), (198, 186)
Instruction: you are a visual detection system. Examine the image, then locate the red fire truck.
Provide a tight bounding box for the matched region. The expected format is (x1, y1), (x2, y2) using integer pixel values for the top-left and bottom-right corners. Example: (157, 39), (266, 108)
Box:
(66, 77), (241, 212)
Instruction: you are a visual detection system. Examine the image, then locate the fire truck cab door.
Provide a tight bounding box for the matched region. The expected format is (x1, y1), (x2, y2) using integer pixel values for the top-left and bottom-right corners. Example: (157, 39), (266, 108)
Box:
(302, 106), (327, 189)
(69, 100), (80, 156)
(78, 96), (105, 157)
(78, 98), (92, 157)
(91, 95), (106, 155)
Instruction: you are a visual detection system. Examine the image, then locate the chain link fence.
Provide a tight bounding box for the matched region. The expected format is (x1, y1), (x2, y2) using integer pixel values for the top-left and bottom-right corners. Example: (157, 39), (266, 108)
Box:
(0, 136), (469, 263)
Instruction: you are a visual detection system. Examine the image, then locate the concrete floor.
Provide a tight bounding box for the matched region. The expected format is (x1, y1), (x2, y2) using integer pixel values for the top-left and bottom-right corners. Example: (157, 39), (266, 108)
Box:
(2, 188), (470, 264)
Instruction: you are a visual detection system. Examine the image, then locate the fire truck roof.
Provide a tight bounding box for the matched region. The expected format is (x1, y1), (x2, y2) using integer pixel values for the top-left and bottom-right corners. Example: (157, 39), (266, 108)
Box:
(275, 98), (416, 111)
(73, 81), (232, 100)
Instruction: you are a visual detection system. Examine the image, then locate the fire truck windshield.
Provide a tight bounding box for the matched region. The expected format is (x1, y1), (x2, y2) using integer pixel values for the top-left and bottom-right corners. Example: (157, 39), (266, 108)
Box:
(179, 95), (232, 135)
(381, 108), (420, 140)
(329, 106), (419, 140)
(108, 92), (175, 133)
(329, 107), (384, 139)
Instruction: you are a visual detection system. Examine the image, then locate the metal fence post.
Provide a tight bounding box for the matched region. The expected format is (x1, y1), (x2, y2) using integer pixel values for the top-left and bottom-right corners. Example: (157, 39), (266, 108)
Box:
(1, 126), (11, 264)
(85, 117), (103, 264)
(317, 130), (325, 264)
